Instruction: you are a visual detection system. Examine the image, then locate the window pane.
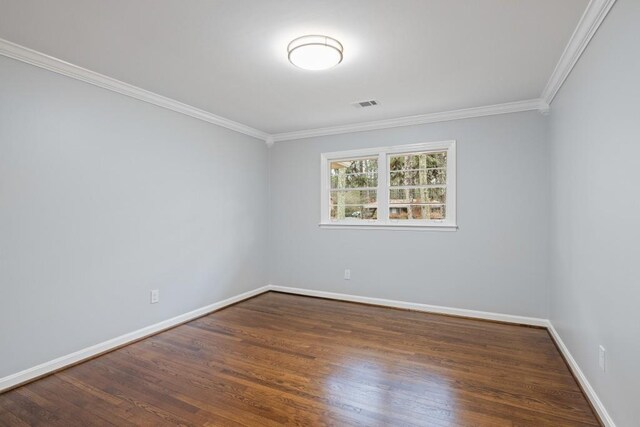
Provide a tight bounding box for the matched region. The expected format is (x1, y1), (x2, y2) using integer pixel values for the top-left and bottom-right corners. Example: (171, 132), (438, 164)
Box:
(331, 205), (378, 220)
(330, 158), (378, 173)
(389, 204), (446, 220)
(389, 152), (447, 171)
(331, 172), (377, 189)
(389, 206), (409, 220)
(362, 207), (377, 219)
(428, 205), (446, 220)
(389, 188), (446, 204)
(330, 190), (377, 205)
(389, 169), (446, 186)
(330, 158), (378, 189)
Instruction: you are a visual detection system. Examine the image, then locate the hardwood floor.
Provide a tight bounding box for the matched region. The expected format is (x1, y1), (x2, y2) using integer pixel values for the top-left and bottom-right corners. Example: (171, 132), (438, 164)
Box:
(0, 292), (599, 426)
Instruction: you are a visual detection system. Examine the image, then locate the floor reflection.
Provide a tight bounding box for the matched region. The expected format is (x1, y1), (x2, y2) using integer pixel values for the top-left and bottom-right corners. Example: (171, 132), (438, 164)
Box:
(322, 354), (458, 426)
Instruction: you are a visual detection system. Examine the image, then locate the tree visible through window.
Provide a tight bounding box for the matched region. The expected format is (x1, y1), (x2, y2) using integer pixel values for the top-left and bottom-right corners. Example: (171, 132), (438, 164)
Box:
(320, 141), (456, 229)
(389, 152), (447, 220)
(330, 158), (378, 220)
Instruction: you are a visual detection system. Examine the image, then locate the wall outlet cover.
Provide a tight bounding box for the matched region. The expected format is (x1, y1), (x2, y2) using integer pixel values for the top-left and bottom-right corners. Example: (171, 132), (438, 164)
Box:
(151, 289), (160, 304)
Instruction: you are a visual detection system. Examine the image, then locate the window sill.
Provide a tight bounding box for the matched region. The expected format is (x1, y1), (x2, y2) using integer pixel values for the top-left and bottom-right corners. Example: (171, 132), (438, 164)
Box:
(318, 222), (458, 231)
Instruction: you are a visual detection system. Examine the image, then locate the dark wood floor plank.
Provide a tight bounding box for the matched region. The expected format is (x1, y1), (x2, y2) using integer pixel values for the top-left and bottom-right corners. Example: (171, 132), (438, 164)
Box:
(0, 291), (600, 426)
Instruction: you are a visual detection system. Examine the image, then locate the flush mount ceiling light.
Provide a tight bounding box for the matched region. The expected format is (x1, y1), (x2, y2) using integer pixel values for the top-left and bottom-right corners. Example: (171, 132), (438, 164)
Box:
(287, 35), (343, 71)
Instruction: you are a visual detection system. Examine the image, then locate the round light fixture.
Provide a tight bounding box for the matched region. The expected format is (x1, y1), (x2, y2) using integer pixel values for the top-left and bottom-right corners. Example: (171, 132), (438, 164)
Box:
(287, 35), (343, 71)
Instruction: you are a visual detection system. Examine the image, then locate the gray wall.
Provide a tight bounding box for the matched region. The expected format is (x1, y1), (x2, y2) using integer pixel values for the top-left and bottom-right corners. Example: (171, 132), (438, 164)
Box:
(268, 111), (550, 318)
(3, 3), (637, 422)
(0, 56), (268, 378)
(548, 0), (640, 425)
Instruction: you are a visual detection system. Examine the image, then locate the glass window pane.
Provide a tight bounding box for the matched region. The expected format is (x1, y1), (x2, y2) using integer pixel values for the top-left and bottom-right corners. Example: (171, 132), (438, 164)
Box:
(331, 173), (377, 189)
(389, 152), (447, 171)
(411, 205), (428, 220)
(389, 206), (409, 220)
(389, 155), (406, 171)
(331, 205), (378, 220)
(389, 170), (406, 186)
(390, 169), (446, 186)
(425, 169), (446, 185)
(425, 152), (447, 168)
(330, 190), (377, 205)
(331, 172), (377, 189)
(428, 205), (446, 220)
(389, 188), (446, 204)
(330, 158), (378, 173)
(362, 207), (377, 220)
(388, 204), (446, 221)
(330, 157), (378, 189)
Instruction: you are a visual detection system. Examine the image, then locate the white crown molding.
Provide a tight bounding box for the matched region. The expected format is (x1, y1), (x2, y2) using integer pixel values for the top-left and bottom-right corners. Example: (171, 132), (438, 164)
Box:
(271, 99), (549, 142)
(0, 37), (553, 144)
(3, 0), (614, 146)
(265, 136), (275, 147)
(0, 38), (269, 141)
(0, 285), (271, 392)
(541, 0), (617, 104)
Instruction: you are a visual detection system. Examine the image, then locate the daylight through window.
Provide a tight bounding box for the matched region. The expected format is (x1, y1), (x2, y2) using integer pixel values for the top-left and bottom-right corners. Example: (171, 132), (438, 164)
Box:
(330, 158), (378, 221)
(320, 141), (456, 229)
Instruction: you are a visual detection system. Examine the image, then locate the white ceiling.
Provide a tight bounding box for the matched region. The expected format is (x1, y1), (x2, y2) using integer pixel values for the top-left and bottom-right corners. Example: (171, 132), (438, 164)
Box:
(0, 0), (588, 135)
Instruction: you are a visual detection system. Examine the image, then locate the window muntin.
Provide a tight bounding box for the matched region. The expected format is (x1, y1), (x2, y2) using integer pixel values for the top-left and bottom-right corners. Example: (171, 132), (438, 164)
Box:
(329, 157), (378, 221)
(388, 152), (447, 221)
(320, 141), (456, 229)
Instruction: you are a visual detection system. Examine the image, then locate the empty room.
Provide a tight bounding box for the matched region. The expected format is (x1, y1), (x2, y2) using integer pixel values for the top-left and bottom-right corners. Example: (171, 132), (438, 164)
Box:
(0, 0), (638, 425)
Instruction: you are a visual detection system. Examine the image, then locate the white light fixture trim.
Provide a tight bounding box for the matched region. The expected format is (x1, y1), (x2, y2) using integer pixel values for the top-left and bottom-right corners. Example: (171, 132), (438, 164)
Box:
(287, 35), (343, 71)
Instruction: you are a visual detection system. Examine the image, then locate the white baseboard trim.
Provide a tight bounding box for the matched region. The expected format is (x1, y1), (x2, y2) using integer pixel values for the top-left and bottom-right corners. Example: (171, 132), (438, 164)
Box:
(267, 285), (548, 327)
(1, 283), (616, 427)
(0, 285), (270, 393)
(546, 323), (616, 427)
(269, 284), (615, 424)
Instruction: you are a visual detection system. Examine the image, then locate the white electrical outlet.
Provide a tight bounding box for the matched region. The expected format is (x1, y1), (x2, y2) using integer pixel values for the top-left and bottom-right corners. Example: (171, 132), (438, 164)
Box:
(344, 269), (351, 280)
(599, 345), (606, 372)
(150, 289), (160, 304)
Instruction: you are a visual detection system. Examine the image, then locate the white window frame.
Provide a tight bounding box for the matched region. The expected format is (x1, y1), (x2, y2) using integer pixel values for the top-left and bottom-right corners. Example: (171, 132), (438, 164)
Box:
(320, 140), (457, 231)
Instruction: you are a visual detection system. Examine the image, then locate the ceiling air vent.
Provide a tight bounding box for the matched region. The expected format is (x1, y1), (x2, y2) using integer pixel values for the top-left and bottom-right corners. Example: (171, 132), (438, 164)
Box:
(353, 100), (379, 108)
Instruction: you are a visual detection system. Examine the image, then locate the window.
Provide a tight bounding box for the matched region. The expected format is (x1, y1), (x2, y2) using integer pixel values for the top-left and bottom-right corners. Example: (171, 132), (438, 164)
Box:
(330, 157), (378, 220)
(320, 141), (456, 230)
